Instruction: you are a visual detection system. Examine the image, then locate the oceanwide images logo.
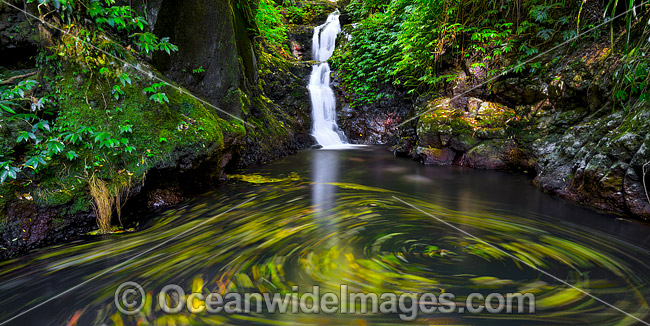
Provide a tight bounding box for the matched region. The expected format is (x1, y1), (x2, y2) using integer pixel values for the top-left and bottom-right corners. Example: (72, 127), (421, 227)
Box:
(115, 282), (536, 321)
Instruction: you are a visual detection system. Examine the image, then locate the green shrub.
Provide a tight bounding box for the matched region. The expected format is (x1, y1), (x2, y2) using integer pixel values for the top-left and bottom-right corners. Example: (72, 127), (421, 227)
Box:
(256, 0), (290, 54)
(334, 0), (595, 107)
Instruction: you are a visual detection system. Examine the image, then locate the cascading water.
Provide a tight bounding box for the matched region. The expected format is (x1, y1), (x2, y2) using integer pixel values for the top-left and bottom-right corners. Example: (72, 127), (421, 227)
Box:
(309, 11), (346, 147)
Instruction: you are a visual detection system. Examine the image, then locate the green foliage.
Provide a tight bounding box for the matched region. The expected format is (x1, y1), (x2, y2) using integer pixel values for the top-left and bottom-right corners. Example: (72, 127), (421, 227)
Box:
(0, 76), (140, 184)
(28, 0), (178, 58)
(86, 1), (147, 32)
(144, 82), (170, 104)
(334, 0), (589, 107)
(602, 0), (645, 48)
(254, 0), (331, 61)
(285, 5), (307, 24)
(256, 0), (289, 54)
(331, 9), (401, 106)
(0, 162), (21, 184)
(346, 0), (390, 21)
(132, 33), (178, 55)
(284, 3), (323, 25)
(0, 79), (56, 183)
(612, 17), (650, 111)
(0, 0), (181, 186)
(0, 79), (38, 114)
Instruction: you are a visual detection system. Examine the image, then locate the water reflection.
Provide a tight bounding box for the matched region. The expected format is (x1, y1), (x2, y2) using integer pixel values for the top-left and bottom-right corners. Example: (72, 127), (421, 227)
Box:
(311, 149), (341, 216)
(0, 146), (649, 325)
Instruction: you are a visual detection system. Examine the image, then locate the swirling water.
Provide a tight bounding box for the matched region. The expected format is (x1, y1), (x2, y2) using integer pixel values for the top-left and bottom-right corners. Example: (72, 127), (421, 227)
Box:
(1, 146), (650, 325)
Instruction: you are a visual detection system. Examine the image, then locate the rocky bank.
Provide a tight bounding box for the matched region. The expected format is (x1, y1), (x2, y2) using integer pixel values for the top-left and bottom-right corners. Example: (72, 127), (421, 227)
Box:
(341, 39), (650, 219)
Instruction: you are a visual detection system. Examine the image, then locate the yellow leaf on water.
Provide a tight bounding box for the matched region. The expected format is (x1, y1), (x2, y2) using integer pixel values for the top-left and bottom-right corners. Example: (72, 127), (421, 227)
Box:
(110, 312), (123, 326)
(234, 273), (254, 289)
(327, 182), (390, 193)
(192, 276), (204, 293)
(229, 173), (301, 184)
(536, 287), (584, 308)
(470, 276), (514, 287)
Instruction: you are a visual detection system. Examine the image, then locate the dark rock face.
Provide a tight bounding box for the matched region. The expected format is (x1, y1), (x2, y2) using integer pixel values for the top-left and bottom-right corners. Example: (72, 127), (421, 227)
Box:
(334, 75), (413, 145)
(147, 188), (184, 208)
(513, 47), (650, 218)
(530, 105), (650, 218)
(0, 4), (39, 69)
(288, 25), (314, 61)
(417, 147), (456, 165)
(396, 43), (650, 219)
(338, 93), (411, 145)
(151, 0), (258, 117)
(1, 202), (95, 259)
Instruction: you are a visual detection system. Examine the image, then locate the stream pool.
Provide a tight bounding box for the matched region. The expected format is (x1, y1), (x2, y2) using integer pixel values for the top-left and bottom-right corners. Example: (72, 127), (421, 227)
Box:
(1, 146), (649, 325)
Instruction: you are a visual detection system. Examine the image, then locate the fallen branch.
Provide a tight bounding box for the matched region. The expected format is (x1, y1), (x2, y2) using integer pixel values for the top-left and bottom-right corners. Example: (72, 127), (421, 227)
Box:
(0, 71), (38, 85)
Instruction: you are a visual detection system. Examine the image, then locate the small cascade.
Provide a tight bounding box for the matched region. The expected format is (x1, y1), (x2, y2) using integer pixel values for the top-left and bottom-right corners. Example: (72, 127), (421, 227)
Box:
(308, 11), (346, 147)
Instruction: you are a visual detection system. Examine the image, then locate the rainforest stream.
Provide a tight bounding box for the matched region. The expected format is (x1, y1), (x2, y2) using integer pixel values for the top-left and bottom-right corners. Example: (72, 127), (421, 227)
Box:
(1, 146), (650, 325)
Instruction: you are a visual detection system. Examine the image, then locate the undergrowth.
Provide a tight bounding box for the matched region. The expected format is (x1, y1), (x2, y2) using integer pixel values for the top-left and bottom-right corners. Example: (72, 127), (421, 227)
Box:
(0, 0), (238, 232)
(333, 0), (649, 108)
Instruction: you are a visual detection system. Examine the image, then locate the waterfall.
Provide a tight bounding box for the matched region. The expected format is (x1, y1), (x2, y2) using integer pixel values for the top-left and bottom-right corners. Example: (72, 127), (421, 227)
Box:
(309, 11), (346, 148)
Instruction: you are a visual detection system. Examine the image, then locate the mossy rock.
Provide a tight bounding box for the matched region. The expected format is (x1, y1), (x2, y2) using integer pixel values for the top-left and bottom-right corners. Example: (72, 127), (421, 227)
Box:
(416, 99), (458, 136)
(415, 146), (456, 165)
(475, 102), (516, 128)
(475, 127), (507, 139)
(417, 98), (514, 148)
(4, 57), (247, 215)
(461, 140), (518, 170)
(447, 133), (481, 152)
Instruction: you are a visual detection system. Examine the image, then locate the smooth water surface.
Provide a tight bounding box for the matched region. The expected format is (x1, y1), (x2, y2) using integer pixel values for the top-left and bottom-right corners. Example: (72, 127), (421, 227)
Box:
(1, 146), (650, 325)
